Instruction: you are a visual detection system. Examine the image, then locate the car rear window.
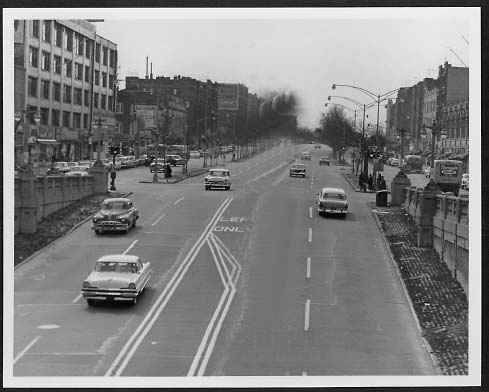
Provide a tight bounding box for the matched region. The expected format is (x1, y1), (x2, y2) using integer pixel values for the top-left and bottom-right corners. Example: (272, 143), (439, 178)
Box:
(96, 261), (136, 273)
(323, 193), (346, 200)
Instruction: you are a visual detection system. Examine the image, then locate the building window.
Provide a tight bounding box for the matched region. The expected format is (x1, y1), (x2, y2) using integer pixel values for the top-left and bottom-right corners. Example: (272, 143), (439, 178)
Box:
(63, 111), (70, 127)
(53, 55), (61, 74)
(63, 28), (73, 51)
(83, 114), (89, 129)
(41, 51), (50, 71)
(63, 85), (72, 103)
(74, 88), (82, 105)
(42, 20), (51, 42)
(84, 89), (90, 107)
(75, 63), (83, 80)
(94, 93), (99, 108)
(75, 34), (84, 56)
(95, 43), (101, 63)
(29, 46), (38, 67)
(108, 95), (113, 110)
(28, 76), (37, 97)
(41, 80), (50, 99)
(31, 20), (40, 38)
(109, 49), (116, 68)
(53, 82), (61, 101)
(64, 59), (72, 77)
(100, 94), (106, 110)
(102, 72), (107, 87)
(73, 112), (81, 129)
(40, 107), (49, 125)
(54, 22), (62, 47)
(52, 109), (60, 126)
(102, 47), (108, 65)
(95, 70), (100, 85)
(109, 74), (114, 89)
(85, 40), (91, 59)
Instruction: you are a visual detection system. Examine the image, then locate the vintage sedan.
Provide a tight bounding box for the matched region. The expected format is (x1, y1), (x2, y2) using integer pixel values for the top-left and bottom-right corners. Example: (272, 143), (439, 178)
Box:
(301, 151), (311, 160)
(82, 254), (152, 305)
(319, 156), (330, 166)
(289, 163), (306, 177)
(66, 166), (90, 176)
(204, 168), (231, 190)
(92, 198), (139, 234)
(149, 158), (166, 173)
(316, 187), (348, 217)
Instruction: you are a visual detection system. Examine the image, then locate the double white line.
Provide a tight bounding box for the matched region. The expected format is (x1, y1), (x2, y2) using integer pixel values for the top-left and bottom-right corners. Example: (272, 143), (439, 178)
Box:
(105, 197), (234, 377)
(187, 233), (242, 376)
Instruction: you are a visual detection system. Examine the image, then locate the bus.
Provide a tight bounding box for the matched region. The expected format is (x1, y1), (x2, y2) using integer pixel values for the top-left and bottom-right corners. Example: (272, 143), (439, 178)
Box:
(432, 159), (463, 194)
(402, 155), (423, 173)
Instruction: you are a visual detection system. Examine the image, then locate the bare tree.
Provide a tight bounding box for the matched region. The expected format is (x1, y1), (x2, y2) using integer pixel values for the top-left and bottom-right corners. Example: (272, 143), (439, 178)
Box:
(317, 106), (354, 160)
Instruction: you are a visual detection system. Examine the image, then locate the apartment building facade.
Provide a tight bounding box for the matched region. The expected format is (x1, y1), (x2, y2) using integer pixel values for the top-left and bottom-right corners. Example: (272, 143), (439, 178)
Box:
(14, 19), (118, 166)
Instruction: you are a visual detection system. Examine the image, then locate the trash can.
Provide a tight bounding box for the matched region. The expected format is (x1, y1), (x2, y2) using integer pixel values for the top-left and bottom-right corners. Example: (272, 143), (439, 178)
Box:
(376, 190), (388, 207)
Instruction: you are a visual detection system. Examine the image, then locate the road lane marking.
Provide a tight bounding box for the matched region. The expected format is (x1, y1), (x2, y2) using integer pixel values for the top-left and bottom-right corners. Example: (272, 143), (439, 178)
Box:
(304, 299), (311, 331)
(72, 293), (83, 303)
(14, 336), (41, 365)
(272, 167), (290, 186)
(151, 213), (166, 226)
(122, 240), (138, 255)
(309, 207), (312, 218)
(174, 197), (184, 205)
(308, 228), (312, 242)
(306, 257), (311, 279)
(105, 197), (233, 377)
(243, 161), (289, 185)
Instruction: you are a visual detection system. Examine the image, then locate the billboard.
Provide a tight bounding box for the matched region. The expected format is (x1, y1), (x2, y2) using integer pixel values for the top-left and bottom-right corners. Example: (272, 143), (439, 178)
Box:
(218, 84), (238, 110)
(135, 104), (157, 128)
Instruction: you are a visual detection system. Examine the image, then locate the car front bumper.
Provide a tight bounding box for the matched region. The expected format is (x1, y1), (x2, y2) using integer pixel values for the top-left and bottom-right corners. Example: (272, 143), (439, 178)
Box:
(290, 171), (305, 176)
(92, 222), (130, 231)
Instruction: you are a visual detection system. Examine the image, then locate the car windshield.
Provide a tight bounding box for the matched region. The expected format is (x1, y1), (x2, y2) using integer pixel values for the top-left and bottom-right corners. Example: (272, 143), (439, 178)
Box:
(210, 170), (229, 176)
(292, 165), (304, 169)
(95, 261), (137, 273)
(102, 201), (129, 210)
(323, 193), (346, 200)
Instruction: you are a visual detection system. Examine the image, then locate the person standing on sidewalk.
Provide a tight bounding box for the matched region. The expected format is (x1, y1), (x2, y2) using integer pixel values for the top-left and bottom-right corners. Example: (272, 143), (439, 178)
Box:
(368, 174), (374, 192)
(359, 171), (367, 192)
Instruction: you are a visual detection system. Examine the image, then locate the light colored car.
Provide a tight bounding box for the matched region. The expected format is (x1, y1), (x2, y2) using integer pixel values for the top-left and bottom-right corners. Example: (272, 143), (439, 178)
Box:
(166, 154), (184, 166)
(78, 160), (93, 168)
(289, 163), (306, 177)
(316, 187), (348, 217)
(150, 158), (167, 173)
(424, 168), (431, 178)
(461, 173), (469, 189)
(301, 151), (311, 160)
(204, 168), (231, 190)
(390, 158), (400, 167)
(66, 166), (89, 176)
(82, 254), (152, 306)
(319, 156), (330, 166)
(101, 158), (114, 171)
(66, 161), (79, 169)
(92, 198), (139, 234)
(189, 151), (200, 159)
(53, 161), (70, 173)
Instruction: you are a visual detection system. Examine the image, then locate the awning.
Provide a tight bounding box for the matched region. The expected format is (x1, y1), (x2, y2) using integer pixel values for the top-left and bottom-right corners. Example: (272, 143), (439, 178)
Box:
(37, 139), (59, 145)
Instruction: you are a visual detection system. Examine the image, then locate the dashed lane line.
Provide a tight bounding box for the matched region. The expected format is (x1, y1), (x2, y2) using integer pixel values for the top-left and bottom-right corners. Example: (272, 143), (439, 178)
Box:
(14, 336), (41, 365)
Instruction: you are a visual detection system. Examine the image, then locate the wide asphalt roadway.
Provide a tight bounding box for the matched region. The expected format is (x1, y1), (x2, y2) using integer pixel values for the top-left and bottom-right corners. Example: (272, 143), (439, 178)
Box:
(12, 141), (436, 382)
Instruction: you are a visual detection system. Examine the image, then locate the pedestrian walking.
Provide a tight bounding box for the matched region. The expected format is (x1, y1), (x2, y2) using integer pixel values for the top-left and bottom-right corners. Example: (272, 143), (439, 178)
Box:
(368, 174), (374, 192)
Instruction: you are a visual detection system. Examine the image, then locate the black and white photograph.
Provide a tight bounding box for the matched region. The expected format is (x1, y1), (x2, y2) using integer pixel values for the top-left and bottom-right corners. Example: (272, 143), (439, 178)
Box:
(3, 6), (482, 389)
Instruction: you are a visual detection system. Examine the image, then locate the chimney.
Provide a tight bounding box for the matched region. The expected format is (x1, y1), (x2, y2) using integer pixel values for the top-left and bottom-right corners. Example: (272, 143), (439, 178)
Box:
(150, 62), (153, 79)
(145, 56), (148, 79)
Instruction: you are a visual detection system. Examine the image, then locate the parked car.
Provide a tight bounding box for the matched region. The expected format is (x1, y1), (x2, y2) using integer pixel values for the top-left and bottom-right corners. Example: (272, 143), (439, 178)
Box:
(289, 163), (306, 177)
(319, 156), (330, 166)
(81, 254), (152, 306)
(101, 158), (113, 171)
(138, 155), (147, 166)
(166, 154), (184, 166)
(78, 160), (93, 168)
(114, 156), (125, 170)
(120, 156), (134, 169)
(52, 161), (70, 173)
(66, 166), (89, 176)
(204, 168), (231, 190)
(91, 197), (139, 234)
(316, 187), (348, 217)
(301, 151), (311, 160)
(461, 173), (469, 189)
(66, 161), (79, 170)
(145, 155), (156, 167)
(189, 151), (200, 159)
(46, 167), (64, 175)
(149, 158), (166, 173)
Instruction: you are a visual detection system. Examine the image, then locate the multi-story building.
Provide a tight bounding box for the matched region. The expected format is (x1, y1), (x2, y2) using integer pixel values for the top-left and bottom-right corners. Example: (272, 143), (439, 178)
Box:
(439, 101), (469, 156)
(125, 73), (218, 148)
(217, 83), (249, 147)
(13, 19), (118, 167)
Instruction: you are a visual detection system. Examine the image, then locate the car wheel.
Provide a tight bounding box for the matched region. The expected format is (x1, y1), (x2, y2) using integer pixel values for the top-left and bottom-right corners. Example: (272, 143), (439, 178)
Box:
(87, 299), (95, 306)
(95, 229), (101, 235)
(226, 186), (231, 191)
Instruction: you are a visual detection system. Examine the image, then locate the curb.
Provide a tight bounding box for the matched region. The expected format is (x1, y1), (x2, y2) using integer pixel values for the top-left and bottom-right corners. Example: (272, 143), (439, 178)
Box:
(14, 191), (133, 270)
(369, 205), (442, 375)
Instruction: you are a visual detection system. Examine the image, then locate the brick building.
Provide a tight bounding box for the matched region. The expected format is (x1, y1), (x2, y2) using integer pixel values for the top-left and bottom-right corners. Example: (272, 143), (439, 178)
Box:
(217, 83), (249, 147)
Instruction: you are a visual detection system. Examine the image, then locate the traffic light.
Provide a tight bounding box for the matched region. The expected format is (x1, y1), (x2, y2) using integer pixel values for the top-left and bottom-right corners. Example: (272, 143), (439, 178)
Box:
(108, 146), (120, 156)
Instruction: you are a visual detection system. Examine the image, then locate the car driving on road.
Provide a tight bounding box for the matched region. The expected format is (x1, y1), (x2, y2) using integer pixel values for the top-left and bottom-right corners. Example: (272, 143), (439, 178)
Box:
(319, 156), (330, 166)
(301, 151), (311, 160)
(289, 163), (306, 177)
(316, 187), (348, 217)
(81, 254), (152, 306)
(91, 197), (139, 234)
(204, 168), (231, 190)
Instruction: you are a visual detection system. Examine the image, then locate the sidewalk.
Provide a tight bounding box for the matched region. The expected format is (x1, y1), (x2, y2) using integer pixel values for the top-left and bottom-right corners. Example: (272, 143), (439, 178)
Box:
(370, 206), (468, 375)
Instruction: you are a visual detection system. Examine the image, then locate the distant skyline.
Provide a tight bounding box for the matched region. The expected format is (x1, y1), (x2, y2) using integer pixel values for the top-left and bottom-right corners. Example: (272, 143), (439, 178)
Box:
(8, 8), (479, 128)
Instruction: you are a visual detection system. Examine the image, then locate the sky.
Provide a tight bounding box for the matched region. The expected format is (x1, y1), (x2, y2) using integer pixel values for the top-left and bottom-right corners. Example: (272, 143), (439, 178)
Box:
(7, 7), (478, 128)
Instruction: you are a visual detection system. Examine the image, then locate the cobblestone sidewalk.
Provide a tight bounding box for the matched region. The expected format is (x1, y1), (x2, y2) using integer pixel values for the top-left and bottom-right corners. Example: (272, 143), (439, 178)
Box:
(370, 203), (468, 375)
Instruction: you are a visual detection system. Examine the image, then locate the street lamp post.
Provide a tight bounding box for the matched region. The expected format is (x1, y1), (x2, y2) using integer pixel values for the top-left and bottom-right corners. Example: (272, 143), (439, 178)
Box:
(421, 120), (447, 169)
